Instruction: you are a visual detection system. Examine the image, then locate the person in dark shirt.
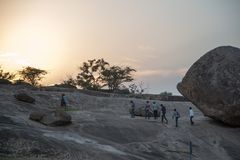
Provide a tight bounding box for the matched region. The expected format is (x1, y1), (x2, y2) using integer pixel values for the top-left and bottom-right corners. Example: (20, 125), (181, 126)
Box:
(130, 100), (135, 118)
(161, 104), (168, 124)
(61, 94), (67, 110)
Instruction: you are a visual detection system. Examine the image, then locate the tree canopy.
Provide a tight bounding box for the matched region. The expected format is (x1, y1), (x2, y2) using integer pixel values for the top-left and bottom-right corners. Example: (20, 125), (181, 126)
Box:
(0, 66), (15, 80)
(18, 66), (47, 86)
(101, 66), (136, 91)
(76, 58), (109, 90)
(159, 91), (173, 96)
(76, 58), (136, 91)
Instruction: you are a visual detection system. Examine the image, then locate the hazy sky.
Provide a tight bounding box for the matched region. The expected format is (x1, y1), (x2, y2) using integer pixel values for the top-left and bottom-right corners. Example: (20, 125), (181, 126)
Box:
(0, 0), (240, 94)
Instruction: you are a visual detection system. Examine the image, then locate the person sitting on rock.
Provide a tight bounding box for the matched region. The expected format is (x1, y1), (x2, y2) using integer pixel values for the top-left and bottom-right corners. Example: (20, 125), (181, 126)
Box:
(172, 109), (180, 127)
(189, 107), (194, 125)
(130, 100), (135, 118)
(61, 94), (68, 110)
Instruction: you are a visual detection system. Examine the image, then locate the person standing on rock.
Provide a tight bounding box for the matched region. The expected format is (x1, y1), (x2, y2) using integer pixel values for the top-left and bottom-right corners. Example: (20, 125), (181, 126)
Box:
(130, 100), (135, 118)
(161, 104), (168, 124)
(152, 101), (158, 119)
(172, 109), (180, 127)
(61, 94), (68, 110)
(145, 101), (151, 119)
(189, 107), (194, 125)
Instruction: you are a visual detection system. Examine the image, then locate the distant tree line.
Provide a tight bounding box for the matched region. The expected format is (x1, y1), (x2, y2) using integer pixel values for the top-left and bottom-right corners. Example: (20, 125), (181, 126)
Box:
(0, 58), (136, 93)
(0, 59), (174, 95)
(159, 91), (173, 96)
(0, 66), (47, 86)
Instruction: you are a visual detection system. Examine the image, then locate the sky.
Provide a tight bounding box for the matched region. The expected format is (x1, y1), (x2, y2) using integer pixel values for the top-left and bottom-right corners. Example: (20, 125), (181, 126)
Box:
(0, 0), (240, 94)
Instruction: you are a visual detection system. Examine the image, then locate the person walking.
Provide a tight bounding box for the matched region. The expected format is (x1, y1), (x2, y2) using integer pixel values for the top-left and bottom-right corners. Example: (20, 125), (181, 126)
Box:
(189, 107), (194, 125)
(130, 100), (135, 118)
(161, 104), (168, 124)
(172, 109), (180, 127)
(145, 101), (151, 119)
(61, 94), (67, 110)
(152, 101), (158, 119)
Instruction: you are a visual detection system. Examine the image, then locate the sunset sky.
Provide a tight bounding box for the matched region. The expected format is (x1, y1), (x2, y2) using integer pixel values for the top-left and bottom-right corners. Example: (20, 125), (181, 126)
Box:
(0, 0), (240, 94)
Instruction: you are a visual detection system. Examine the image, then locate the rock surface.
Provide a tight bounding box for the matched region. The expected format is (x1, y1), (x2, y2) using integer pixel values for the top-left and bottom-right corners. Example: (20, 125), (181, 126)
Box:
(177, 46), (240, 126)
(1, 84), (240, 160)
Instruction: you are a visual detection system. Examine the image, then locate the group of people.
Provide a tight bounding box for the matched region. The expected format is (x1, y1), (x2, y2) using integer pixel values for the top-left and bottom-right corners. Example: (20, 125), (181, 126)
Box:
(60, 94), (195, 127)
(144, 101), (168, 123)
(130, 100), (194, 127)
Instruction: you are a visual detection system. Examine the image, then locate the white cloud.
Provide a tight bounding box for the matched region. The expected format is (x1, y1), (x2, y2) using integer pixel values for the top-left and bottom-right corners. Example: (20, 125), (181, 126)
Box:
(136, 68), (188, 78)
(113, 57), (142, 68)
(0, 52), (30, 66)
(138, 45), (156, 51)
(0, 52), (17, 58)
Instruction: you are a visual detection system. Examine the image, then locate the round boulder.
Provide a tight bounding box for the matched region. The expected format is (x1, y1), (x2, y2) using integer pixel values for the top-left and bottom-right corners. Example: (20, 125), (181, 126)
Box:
(29, 112), (46, 121)
(40, 110), (72, 127)
(132, 107), (155, 117)
(177, 46), (240, 126)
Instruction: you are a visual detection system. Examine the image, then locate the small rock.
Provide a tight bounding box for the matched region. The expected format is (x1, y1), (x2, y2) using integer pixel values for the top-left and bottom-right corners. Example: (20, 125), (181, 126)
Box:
(29, 112), (46, 121)
(14, 93), (35, 103)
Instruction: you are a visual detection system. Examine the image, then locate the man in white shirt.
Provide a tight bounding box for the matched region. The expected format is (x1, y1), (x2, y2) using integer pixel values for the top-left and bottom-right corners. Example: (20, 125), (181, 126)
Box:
(189, 107), (194, 125)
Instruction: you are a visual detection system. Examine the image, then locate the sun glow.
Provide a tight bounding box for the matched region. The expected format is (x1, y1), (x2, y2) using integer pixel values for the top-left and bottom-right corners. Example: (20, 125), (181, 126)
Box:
(0, 8), (70, 83)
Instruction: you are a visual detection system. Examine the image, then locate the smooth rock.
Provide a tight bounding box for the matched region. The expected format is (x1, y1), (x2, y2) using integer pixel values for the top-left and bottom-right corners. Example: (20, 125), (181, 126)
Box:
(39, 110), (71, 127)
(14, 93), (35, 103)
(29, 112), (46, 121)
(177, 46), (240, 126)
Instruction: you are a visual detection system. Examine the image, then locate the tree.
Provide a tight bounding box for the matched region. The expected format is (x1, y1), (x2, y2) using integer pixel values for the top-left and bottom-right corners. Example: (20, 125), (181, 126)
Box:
(56, 75), (77, 88)
(0, 66), (15, 80)
(76, 58), (109, 90)
(101, 66), (136, 91)
(63, 75), (77, 87)
(129, 83), (138, 94)
(18, 66), (47, 86)
(159, 91), (173, 96)
(129, 81), (145, 94)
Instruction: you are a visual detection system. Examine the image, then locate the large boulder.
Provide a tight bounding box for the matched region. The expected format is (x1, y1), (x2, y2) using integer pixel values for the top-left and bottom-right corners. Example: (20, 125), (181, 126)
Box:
(177, 46), (240, 126)
(30, 109), (72, 127)
(14, 93), (35, 103)
(132, 107), (156, 117)
(29, 112), (46, 121)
